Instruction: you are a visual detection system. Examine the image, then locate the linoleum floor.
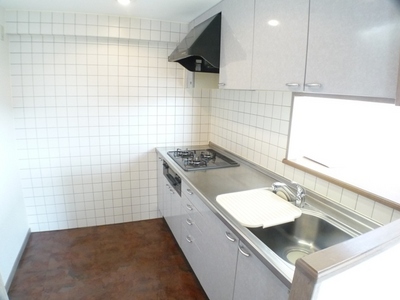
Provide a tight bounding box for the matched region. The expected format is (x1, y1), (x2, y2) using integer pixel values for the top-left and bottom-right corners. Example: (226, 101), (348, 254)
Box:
(8, 218), (208, 300)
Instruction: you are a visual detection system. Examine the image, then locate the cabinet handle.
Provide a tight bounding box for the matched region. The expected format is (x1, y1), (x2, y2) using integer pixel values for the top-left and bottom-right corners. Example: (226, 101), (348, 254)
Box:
(186, 236), (193, 243)
(166, 184), (170, 187)
(187, 189), (194, 195)
(169, 189), (174, 194)
(225, 231), (236, 242)
(186, 218), (193, 226)
(305, 83), (322, 88)
(218, 83), (226, 87)
(186, 204), (193, 211)
(238, 245), (250, 257)
(285, 83), (300, 87)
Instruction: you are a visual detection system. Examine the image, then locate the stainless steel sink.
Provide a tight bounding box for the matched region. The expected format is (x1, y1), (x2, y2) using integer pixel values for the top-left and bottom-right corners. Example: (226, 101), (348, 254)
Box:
(248, 210), (357, 265)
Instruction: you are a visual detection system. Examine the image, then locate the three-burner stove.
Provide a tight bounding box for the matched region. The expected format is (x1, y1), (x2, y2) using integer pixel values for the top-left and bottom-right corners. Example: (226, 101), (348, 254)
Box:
(167, 148), (239, 171)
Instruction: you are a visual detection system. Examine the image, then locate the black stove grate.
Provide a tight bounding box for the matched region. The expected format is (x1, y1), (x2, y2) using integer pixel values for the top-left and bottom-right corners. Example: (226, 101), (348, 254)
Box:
(167, 148), (239, 171)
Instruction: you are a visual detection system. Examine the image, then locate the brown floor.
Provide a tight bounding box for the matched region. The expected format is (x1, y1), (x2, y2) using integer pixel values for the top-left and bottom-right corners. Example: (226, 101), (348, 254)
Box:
(8, 218), (208, 300)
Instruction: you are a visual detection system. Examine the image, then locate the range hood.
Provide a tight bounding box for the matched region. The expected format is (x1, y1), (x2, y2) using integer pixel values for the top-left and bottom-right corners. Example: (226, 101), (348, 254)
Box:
(168, 13), (221, 73)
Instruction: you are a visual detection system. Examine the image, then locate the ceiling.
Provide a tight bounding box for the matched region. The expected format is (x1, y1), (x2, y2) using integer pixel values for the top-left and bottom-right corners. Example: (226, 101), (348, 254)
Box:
(0, 0), (222, 23)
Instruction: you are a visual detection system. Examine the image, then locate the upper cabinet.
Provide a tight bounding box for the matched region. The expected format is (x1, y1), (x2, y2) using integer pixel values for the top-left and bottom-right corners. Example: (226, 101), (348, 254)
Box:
(219, 0), (400, 99)
(219, 0), (255, 89)
(251, 0), (309, 92)
(305, 0), (400, 98)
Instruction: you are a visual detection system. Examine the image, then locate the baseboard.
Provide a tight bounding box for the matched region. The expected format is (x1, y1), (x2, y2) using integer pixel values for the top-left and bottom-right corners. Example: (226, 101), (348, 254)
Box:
(5, 228), (31, 291)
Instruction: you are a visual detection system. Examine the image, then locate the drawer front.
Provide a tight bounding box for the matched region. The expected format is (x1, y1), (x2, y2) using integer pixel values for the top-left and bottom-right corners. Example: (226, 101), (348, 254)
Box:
(181, 223), (203, 277)
(181, 197), (203, 240)
(182, 181), (209, 233)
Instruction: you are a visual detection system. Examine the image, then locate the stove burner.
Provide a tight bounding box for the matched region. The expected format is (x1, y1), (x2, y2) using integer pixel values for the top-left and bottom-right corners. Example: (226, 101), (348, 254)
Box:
(200, 151), (216, 160)
(184, 157), (207, 167)
(167, 148), (239, 171)
(174, 148), (195, 158)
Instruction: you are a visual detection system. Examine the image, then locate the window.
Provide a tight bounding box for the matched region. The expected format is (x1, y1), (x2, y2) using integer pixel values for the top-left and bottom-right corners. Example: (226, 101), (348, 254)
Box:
(286, 95), (400, 206)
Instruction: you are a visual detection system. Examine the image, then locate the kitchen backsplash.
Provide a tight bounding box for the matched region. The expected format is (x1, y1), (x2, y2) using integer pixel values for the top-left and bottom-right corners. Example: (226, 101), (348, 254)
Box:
(6, 10), (210, 232)
(209, 89), (400, 225)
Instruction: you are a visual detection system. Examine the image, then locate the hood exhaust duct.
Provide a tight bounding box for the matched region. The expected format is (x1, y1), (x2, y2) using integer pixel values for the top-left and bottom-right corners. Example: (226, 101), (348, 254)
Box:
(168, 13), (221, 73)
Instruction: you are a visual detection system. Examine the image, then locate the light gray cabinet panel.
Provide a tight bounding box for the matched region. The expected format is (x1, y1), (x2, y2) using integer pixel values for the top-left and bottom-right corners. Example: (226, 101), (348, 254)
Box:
(182, 182), (238, 300)
(305, 0), (400, 98)
(163, 179), (181, 246)
(251, 0), (309, 92)
(157, 158), (165, 217)
(199, 209), (238, 300)
(181, 203), (203, 280)
(219, 0), (255, 89)
(233, 241), (289, 300)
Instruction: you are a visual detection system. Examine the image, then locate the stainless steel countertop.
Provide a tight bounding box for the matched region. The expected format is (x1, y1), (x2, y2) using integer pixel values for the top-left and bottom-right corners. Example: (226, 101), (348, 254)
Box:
(156, 143), (380, 288)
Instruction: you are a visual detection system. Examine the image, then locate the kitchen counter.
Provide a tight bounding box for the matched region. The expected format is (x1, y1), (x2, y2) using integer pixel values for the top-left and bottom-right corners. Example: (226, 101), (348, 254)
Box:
(156, 143), (379, 288)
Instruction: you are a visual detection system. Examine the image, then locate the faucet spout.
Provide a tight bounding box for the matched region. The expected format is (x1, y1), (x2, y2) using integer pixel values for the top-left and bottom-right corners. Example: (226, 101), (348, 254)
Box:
(272, 181), (306, 208)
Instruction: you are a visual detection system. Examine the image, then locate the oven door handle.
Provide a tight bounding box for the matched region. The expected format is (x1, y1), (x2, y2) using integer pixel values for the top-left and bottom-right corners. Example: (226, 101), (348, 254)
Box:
(166, 174), (178, 186)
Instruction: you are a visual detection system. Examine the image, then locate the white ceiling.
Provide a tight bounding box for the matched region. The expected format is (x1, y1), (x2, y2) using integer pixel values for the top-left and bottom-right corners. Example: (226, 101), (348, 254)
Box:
(0, 0), (222, 23)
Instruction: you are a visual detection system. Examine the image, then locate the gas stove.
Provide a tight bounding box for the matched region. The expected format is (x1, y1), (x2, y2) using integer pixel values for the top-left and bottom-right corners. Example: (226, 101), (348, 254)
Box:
(167, 148), (240, 171)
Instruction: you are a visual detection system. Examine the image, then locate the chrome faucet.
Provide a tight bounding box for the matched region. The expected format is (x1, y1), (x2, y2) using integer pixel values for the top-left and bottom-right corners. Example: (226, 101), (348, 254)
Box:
(272, 181), (306, 208)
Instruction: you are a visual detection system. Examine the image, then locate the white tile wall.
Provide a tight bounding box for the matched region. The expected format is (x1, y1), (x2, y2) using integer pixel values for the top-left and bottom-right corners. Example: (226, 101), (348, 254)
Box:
(5, 10), (188, 43)
(6, 10), (399, 231)
(209, 89), (398, 225)
(7, 11), (210, 232)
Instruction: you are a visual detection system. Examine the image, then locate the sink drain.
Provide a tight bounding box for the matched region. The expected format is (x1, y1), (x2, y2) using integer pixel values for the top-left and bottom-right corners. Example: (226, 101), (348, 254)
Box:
(284, 248), (314, 265)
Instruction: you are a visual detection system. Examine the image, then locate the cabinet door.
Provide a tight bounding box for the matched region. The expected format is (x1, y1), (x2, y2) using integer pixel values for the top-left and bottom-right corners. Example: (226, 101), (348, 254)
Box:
(157, 158), (165, 217)
(200, 211), (238, 300)
(219, 0), (255, 89)
(170, 190), (182, 246)
(233, 241), (289, 300)
(251, 0), (309, 92)
(163, 183), (181, 246)
(183, 182), (238, 300)
(305, 0), (400, 98)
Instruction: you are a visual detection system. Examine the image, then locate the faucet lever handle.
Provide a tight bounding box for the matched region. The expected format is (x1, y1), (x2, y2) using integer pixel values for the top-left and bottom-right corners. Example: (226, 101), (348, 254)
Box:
(291, 181), (305, 196)
(290, 181), (306, 207)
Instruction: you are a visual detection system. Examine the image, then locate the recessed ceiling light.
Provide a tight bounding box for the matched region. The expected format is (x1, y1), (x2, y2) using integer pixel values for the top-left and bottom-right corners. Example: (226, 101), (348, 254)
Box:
(267, 20), (280, 27)
(117, 0), (131, 5)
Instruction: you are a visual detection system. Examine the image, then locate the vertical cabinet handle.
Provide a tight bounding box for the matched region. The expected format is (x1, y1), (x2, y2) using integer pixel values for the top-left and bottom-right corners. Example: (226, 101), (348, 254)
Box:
(238, 245), (250, 257)
(186, 218), (193, 226)
(186, 236), (193, 243)
(305, 83), (322, 88)
(225, 231), (236, 242)
(186, 189), (194, 195)
(186, 204), (193, 211)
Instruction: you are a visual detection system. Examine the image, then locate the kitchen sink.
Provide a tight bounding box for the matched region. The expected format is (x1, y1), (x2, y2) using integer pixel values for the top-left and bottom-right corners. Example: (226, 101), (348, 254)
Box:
(248, 210), (357, 265)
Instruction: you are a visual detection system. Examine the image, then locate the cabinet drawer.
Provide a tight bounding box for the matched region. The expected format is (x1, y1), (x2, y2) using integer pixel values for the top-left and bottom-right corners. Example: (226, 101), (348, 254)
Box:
(182, 197), (204, 235)
(182, 182), (210, 212)
(181, 223), (203, 276)
(182, 183), (208, 233)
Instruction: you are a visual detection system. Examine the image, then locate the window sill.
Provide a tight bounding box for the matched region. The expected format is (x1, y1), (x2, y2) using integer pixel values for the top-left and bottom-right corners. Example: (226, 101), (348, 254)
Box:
(283, 158), (400, 211)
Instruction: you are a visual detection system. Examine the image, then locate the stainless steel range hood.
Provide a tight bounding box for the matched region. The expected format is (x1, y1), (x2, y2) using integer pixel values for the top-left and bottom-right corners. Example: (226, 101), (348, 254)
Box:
(168, 13), (221, 74)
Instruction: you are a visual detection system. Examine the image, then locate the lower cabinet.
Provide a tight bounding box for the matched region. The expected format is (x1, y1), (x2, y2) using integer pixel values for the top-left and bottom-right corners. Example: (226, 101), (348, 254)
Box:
(234, 241), (289, 300)
(181, 181), (238, 300)
(180, 189), (204, 280)
(159, 176), (289, 300)
(164, 185), (181, 246)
